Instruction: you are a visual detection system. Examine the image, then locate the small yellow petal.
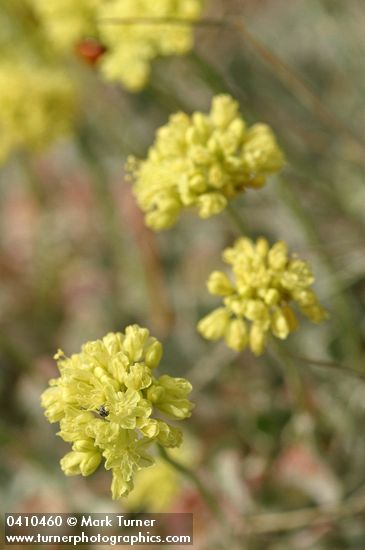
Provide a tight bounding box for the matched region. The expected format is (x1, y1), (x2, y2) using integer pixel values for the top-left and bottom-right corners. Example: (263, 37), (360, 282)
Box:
(224, 319), (248, 351)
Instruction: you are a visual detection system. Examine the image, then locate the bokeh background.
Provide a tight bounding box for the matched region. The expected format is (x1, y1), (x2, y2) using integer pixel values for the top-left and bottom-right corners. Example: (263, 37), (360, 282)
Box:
(1, 0), (365, 548)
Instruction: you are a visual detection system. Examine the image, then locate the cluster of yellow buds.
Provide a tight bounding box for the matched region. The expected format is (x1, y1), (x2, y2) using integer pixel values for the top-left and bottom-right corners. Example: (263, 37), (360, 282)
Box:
(30, 0), (203, 91)
(41, 325), (194, 499)
(198, 237), (328, 355)
(128, 95), (285, 230)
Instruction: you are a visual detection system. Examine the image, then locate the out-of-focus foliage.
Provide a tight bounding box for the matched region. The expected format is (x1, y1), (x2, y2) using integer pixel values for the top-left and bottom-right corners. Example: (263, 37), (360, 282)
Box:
(0, 0), (76, 163)
(1, 1), (365, 549)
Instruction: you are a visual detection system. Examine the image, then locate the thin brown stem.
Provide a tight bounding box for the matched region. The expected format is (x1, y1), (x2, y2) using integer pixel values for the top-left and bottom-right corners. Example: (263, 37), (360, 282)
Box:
(232, 20), (365, 163)
(98, 16), (226, 27)
(282, 349), (365, 383)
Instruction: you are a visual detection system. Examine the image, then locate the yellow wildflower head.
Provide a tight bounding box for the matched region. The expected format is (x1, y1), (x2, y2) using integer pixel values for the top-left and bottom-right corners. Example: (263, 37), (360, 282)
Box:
(30, 0), (203, 91)
(128, 95), (285, 230)
(197, 237), (328, 355)
(41, 325), (194, 499)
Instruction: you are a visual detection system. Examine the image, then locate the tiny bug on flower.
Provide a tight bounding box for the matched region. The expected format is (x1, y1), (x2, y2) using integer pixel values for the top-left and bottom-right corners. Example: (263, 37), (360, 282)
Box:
(98, 405), (109, 418)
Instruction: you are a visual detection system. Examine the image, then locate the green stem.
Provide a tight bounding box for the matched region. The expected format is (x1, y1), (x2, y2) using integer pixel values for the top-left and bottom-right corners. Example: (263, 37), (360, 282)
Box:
(226, 203), (250, 235)
(189, 51), (231, 95)
(157, 445), (222, 521)
(270, 341), (311, 415)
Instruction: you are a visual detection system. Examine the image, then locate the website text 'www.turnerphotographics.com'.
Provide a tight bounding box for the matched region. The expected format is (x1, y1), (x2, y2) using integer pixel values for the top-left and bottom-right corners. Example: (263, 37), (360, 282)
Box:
(4, 513), (193, 546)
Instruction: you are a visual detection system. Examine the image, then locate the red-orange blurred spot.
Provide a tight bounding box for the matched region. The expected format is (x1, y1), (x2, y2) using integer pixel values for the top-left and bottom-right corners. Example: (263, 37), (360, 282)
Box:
(75, 39), (106, 65)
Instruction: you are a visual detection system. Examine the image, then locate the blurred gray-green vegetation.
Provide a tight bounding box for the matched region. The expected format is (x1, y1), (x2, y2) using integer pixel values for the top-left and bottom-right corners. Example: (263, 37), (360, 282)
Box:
(1, 0), (365, 548)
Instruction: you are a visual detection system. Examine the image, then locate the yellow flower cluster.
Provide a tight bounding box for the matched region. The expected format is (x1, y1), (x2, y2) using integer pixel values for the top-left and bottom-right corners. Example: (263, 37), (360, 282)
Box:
(41, 325), (194, 499)
(198, 237), (328, 355)
(0, 61), (75, 163)
(30, 0), (203, 91)
(128, 95), (285, 230)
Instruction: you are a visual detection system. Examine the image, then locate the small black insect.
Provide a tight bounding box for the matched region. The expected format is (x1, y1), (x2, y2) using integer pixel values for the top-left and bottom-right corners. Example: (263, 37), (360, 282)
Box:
(98, 405), (109, 418)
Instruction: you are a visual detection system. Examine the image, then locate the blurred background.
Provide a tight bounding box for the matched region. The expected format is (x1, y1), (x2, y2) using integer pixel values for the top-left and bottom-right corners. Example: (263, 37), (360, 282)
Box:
(1, 0), (365, 548)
